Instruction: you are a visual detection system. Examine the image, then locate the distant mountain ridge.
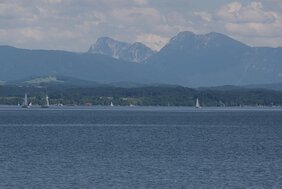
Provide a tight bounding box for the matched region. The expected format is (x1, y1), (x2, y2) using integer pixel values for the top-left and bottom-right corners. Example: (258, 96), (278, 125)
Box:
(146, 31), (282, 86)
(0, 45), (153, 83)
(88, 37), (155, 63)
(244, 83), (282, 91)
(1, 31), (282, 87)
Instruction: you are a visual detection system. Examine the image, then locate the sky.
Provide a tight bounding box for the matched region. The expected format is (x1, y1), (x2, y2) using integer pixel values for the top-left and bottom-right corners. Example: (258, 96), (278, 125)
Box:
(1, 0), (282, 52)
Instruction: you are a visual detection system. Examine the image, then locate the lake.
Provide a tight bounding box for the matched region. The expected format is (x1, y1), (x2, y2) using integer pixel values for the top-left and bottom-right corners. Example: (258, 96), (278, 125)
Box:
(0, 106), (282, 188)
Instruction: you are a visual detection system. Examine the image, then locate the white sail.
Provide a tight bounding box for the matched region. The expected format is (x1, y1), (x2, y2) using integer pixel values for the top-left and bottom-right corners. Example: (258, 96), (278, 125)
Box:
(22, 93), (29, 108)
(196, 98), (201, 108)
(24, 93), (28, 106)
(110, 102), (114, 107)
(46, 95), (50, 107)
(41, 95), (50, 108)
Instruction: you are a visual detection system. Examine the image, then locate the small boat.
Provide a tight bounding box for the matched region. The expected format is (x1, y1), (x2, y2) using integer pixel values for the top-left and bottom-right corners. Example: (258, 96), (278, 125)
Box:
(22, 93), (29, 108)
(110, 102), (114, 107)
(41, 95), (50, 108)
(195, 98), (201, 108)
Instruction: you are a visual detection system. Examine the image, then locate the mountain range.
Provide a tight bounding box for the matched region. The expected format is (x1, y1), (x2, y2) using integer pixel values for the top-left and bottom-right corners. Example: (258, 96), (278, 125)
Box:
(0, 31), (282, 87)
(88, 37), (156, 63)
(146, 31), (282, 86)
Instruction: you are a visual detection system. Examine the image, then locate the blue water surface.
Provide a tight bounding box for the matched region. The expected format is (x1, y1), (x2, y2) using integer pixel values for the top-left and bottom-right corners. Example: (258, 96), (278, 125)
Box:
(0, 106), (282, 189)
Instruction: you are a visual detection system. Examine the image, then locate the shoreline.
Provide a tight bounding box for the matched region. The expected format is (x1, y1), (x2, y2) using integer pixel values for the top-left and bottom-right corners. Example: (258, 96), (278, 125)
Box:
(1, 105), (282, 112)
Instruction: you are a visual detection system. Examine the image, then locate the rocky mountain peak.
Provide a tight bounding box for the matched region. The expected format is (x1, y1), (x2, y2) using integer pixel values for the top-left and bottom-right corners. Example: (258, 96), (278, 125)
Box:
(88, 37), (155, 63)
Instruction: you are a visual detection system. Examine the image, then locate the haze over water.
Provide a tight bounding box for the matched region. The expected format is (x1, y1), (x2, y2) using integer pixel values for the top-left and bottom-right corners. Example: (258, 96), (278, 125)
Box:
(0, 107), (282, 188)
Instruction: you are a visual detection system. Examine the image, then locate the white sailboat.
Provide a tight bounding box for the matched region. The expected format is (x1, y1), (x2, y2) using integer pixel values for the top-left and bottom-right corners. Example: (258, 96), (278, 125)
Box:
(195, 98), (201, 108)
(110, 102), (114, 107)
(22, 93), (29, 108)
(41, 95), (50, 108)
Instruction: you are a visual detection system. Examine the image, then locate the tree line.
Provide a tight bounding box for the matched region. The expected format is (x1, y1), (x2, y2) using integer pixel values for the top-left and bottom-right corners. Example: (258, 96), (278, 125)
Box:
(1, 85), (282, 106)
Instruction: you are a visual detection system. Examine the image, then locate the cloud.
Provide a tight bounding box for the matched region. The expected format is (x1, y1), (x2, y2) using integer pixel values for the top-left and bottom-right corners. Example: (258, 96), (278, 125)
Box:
(111, 7), (162, 27)
(136, 34), (169, 51)
(217, 1), (277, 23)
(265, 0), (282, 8)
(194, 11), (212, 22)
(0, 0), (282, 51)
(133, 0), (148, 6)
(0, 0), (204, 51)
(0, 0), (172, 51)
(225, 21), (282, 37)
(215, 1), (282, 45)
(244, 36), (282, 47)
(46, 0), (63, 3)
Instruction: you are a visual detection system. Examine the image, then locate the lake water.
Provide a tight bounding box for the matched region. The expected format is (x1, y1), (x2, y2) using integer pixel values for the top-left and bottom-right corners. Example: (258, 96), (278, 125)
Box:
(0, 106), (282, 189)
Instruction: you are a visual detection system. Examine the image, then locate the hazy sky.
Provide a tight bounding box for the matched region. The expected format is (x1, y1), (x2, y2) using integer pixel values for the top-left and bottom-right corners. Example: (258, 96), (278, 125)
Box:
(1, 0), (282, 51)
